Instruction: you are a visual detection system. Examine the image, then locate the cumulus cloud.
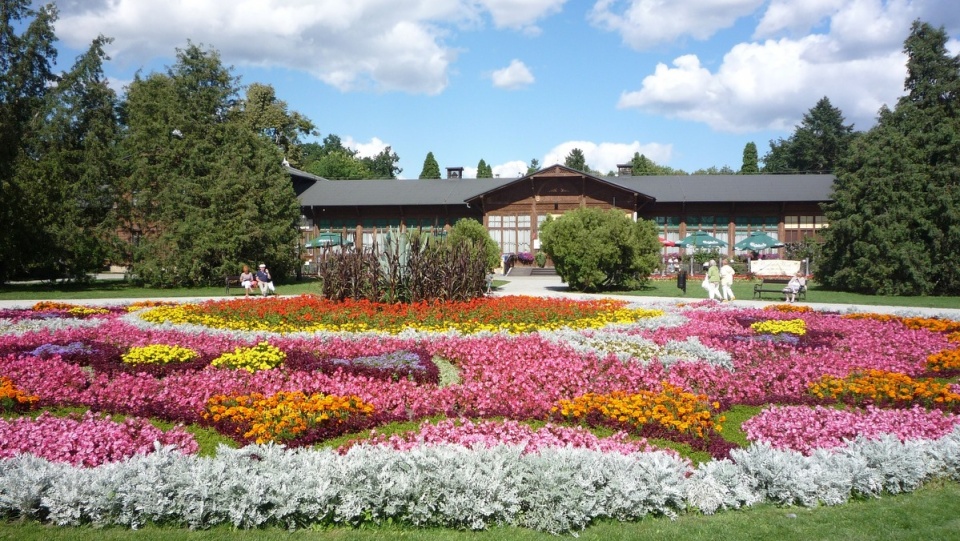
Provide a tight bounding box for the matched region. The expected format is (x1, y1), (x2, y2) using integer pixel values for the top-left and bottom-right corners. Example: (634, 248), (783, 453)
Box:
(492, 160), (530, 178)
(490, 59), (535, 89)
(480, 0), (567, 34)
(342, 136), (390, 158)
(614, 0), (960, 133)
(52, 0), (564, 95)
(589, 0), (765, 50)
(543, 141), (673, 173)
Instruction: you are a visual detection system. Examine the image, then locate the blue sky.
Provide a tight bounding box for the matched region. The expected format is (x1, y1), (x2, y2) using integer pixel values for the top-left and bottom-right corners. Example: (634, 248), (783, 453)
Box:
(46, 0), (960, 178)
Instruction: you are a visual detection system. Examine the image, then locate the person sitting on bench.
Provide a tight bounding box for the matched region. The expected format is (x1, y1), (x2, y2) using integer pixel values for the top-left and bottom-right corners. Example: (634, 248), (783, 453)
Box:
(256, 263), (275, 296)
(783, 272), (805, 303)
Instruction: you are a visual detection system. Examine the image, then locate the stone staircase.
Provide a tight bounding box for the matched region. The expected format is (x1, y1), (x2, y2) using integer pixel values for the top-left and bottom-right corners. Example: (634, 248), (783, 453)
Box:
(507, 266), (557, 277)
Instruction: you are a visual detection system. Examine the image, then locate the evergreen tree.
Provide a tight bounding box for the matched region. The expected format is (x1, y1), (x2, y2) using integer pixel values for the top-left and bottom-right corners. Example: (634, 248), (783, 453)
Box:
(762, 97), (857, 173)
(564, 148), (587, 172)
(740, 142), (759, 174)
(419, 151), (441, 179)
(476, 159), (493, 178)
(118, 43), (299, 287)
(0, 1), (59, 281)
(526, 158), (540, 175)
(818, 20), (960, 295)
(15, 36), (120, 280)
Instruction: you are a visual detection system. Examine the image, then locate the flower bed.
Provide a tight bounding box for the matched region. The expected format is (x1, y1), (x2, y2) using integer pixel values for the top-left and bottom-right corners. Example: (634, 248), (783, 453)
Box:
(0, 295), (959, 533)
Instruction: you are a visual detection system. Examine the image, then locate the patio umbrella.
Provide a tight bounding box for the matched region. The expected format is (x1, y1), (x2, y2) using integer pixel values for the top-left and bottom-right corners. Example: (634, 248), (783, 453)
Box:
(734, 231), (784, 251)
(305, 232), (348, 249)
(676, 231), (727, 248)
(659, 236), (676, 247)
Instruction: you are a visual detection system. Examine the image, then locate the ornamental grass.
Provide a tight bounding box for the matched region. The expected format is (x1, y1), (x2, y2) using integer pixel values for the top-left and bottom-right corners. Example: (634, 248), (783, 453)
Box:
(204, 390), (376, 444)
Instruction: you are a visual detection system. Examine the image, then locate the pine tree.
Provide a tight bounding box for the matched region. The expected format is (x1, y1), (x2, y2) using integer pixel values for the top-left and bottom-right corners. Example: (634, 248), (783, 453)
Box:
(526, 158), (540, 175)
(419, 151), (441, 179)
(819, 20), (960, 295)
(762, 97), (857, 173)
(564, 148), (587, 172)
(740, 142), (759, 174)
(476, 159), (493, 178)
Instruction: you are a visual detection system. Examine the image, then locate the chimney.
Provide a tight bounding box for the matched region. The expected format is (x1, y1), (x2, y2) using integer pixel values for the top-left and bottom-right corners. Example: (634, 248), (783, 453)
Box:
(446, 167), (464, 179)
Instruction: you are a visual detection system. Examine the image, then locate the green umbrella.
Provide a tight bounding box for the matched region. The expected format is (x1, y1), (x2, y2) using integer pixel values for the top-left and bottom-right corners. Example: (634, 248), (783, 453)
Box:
(676, 230), (728, 248)
(305, 232), (351, 248)
(734, 231), (784, 251)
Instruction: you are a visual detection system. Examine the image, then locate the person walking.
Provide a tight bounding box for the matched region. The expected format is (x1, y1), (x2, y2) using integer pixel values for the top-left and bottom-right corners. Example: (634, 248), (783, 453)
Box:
(706, 259), (722, 301)
(255, 263), (275, 296)
(719, 258), (736, 302)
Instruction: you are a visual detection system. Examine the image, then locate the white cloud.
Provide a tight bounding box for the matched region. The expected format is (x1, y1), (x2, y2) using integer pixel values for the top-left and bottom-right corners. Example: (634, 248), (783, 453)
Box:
(53, 0), (564, 95)
(342, 136), (390, 158)
(480, 0), (567, 34)
(492, 160), (529, 178)
(614, 0), (960, 133)
(589, 0), (766, 50)
(543, 141), (673, 173)
(490, 59), (535, 89)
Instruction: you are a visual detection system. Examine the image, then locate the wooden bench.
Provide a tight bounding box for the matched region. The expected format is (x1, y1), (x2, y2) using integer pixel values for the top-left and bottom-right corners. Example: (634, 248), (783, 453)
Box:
(753, 278), (806, 301)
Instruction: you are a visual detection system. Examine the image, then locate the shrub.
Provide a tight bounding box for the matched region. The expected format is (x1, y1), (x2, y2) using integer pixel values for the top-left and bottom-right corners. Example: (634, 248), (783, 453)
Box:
(539, 208), (660, 292)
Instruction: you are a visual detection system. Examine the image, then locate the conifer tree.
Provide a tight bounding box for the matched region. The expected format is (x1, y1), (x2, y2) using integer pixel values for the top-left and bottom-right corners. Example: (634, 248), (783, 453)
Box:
(819, 20), (960, 295)
(740, 142), (759, 174)
(419, 151), (441, 179)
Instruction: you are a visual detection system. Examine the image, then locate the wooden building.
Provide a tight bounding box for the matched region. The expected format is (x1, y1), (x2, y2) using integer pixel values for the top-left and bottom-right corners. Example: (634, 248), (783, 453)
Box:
(293, 164), (833, 257)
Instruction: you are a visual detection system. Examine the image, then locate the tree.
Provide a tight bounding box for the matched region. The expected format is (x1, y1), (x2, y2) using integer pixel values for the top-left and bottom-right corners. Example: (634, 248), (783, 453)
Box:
(762, 97), (857, 173)
(628, 152), (687, 175)
(692, 165), (735, 175)
(447, 218), (501, 271)
(526, 158), (540, 175)
(0, 1), (59, 281)
(564, 148), (587, 172)
(117, 43), (300, 287)
(539, 208), (660, 292)
(14, 35), (120, 280)
(818, 20), (960, 295)
(362, 146), (401, 178)
(236, 82), (316, 168)
(419, 151), (441, 179)
(476, 159), (492, 178)
(740, 142), (759, 174)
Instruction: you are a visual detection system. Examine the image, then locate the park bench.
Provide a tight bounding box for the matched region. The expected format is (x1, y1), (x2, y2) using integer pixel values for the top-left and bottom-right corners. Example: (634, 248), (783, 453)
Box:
(753, 277), (806, 301)
(224, 275), (245, 294)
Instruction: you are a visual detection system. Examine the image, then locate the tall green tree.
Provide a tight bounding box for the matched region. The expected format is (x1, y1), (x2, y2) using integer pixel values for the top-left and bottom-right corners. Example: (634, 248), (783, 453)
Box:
(762, 97), (857, 173)
(419, 151), (441, 179)
(539, 208), (660, 292)
(628, 152), (687, 175)
(0, 1), (59, 281)
(118, 43), (300, 287)
(237, 82), (316, 168)
(818, 20), (960, 295)
(476, 159), (493, 178)
(526, 158), (540, 175)
(15, 35), (120, 280)
(362, 146), (402, 178)
(564, 148), (587, 172)
(740, 142), (759, 174)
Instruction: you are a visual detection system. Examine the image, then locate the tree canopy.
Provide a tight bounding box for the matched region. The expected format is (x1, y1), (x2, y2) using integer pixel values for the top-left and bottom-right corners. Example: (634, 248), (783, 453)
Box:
(818, 20), (960, 295)
(762, 97), (857, 174)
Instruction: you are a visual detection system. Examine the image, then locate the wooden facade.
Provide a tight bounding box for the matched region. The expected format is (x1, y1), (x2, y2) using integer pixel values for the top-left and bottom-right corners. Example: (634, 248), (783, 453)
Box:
(293, 164), (833, 260)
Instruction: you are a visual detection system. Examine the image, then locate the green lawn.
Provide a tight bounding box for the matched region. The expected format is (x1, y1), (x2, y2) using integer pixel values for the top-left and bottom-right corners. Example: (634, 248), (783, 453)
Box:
(627, 278), (960, 309)
(0, 276), (322, 301)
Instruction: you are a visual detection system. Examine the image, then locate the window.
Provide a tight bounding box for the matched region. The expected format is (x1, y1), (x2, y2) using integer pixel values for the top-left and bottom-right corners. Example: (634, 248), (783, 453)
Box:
(488, 213), (532, 254)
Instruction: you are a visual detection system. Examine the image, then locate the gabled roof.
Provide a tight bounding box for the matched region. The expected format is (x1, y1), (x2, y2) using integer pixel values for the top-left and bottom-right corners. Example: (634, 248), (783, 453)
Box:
(293, 164), (836, 207)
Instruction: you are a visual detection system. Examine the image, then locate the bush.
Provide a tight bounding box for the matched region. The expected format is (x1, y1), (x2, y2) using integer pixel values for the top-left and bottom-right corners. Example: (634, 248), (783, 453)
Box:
(539, 209), (661, 291)
(447, 218), (501, 271)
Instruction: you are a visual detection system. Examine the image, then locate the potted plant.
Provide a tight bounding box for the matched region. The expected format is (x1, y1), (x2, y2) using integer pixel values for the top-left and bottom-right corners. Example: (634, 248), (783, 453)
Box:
(534, 251), (547, 268)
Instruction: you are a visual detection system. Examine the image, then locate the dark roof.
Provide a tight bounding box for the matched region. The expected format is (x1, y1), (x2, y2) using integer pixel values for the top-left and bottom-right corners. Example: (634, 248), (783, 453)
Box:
(293, 166), (836, 207)
(297, 178), (516, 207)
(609, 174), (835, 202)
